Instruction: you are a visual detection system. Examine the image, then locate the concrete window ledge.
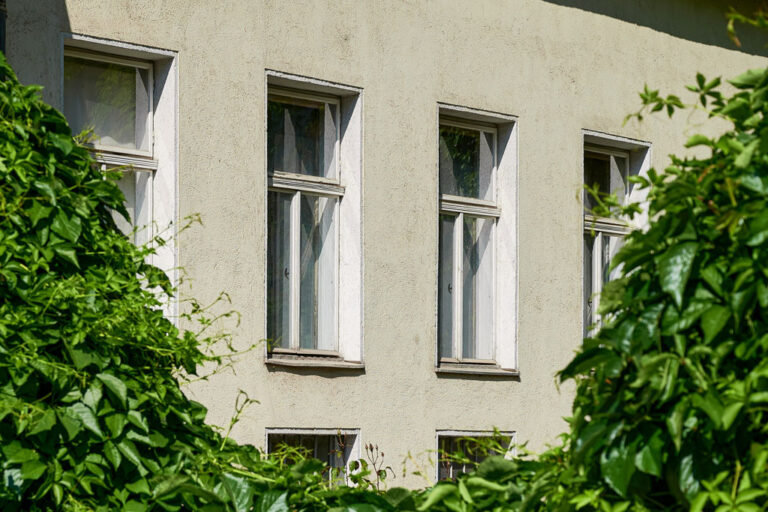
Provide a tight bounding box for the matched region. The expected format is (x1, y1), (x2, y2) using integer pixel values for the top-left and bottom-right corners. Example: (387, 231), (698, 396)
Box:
(266, 356), (365, 370)
(436, 364), (520, 378)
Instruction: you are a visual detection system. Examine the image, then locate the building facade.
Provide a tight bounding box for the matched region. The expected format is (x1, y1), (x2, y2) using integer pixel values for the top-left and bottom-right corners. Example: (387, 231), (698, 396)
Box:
(6, 0), (767, 487)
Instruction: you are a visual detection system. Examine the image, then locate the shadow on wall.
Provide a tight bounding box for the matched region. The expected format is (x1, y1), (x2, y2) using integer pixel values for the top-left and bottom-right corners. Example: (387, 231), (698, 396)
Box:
(6, 0), (71, 107)
(542, 0), (768, 57)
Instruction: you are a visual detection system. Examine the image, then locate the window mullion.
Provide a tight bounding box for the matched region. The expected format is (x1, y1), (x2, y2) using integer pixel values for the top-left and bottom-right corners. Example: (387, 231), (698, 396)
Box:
(453, 212), (464, 360)
(290, 191), (301, 350)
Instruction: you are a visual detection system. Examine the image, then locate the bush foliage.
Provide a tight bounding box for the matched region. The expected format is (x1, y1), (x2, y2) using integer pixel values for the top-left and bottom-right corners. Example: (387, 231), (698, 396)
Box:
(5, 10), (768, 511)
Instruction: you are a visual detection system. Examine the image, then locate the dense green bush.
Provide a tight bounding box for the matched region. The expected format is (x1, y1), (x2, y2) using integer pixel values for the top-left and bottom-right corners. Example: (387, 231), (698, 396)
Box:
(0, 51), (384, 511)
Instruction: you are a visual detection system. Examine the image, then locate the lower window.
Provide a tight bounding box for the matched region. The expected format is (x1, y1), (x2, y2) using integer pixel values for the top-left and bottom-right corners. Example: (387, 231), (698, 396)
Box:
(267, 191), (338, 352)
(438, 213), (495, 362)
(110, 167), (153, 246)
(266, 429), (358, 483)
(437, 431), (514, 480)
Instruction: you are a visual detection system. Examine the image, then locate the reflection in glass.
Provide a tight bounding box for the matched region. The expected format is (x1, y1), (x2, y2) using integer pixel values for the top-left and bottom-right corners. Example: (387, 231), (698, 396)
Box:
(438, 214), (455, 358)
(584, 152), (628, 213)
(268, 433), (351, 484)
(268, 97), (337, 178)
(64, 56), (150, 152)
(267, 192), (292, 348)
(462, 216), (494, 360)
(438, 435), (511, 480)
(583, 234), (594, 337)
(439, 125), (494, 200)
(299, 194), (337, 350)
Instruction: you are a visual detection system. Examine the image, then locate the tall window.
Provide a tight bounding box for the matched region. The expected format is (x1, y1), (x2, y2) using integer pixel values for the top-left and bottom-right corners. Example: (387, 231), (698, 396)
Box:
(267, 89), (341, 353)
(583, 146), (630, 335)
(438, 119), (498, 363)
(63, 48), (155, 246)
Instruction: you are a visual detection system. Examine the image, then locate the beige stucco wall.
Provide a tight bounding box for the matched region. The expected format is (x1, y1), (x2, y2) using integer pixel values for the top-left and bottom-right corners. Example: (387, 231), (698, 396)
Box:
(7, 0), (768, 487)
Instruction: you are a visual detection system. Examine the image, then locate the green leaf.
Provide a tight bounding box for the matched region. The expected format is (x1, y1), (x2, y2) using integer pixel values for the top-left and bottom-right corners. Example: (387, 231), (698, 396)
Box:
(27, 200), (53, 227)
(685, 134), (712, 148)
(222, 472), (255, 512)
(560, 348), (620, 381)
(383, 488), (415, 509)
(600, 438), (637, 497)
(692, 390), (724, 428)
(729, 68), (767, 88)
(117, 439), (147, 475)
(634, 430), (664, 477)
(48, 132), (74, 155)
(418, 483), (456, 510)
(20, 460), (46, 481)
(28, 409), (56, 435)
(722, 402), (743, 430)
(103, 440), (122, 469)
(53, 245), (79, 267)
(657, 242), (698, 308)
(67, 403), (103, 439)
(124, 501), (148, 512)
(2, 442), (39, 463)
(97, 373), (128, 408)
(105, 413), (127, 438)
(51, 210), (82, 243)
(667, 398), (689, 451)
(701, 305), (730, 343)
(256, 489), (289, 512)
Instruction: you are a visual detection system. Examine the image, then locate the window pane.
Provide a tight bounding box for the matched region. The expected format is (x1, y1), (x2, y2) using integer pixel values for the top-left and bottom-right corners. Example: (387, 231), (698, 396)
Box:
(268, 433), (351, 484)
(584, 152), (628, 212)
(267, 192), (292, 349)
(462, 216), (494, 360)
(583, 234), (595, 337)
(439, 126), (494, 200)
(438, 215), (455, 358)
(64, 56), (150, 152)
(602, 234), (623, 284)
(438, 435), (510, 480)
(584, 154), (609, 213)
(268, 97), (337, 178)
(299, 195), (337, 350)
(113, 171), (135, 238)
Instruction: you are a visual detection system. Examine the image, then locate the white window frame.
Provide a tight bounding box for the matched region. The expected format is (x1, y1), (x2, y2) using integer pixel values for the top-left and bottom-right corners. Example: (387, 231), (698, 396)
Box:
(62, 34), (179, 319)
(439, 118), (499, 365)
(582, 131), (651, 336)
(435, 430), (516, 480)
(63, 48), (154, 159)
(436, 104), (518, 373)
(267, 87), (342, 355)
(265, 428), (361, 484)
(264, 72), (364, 366)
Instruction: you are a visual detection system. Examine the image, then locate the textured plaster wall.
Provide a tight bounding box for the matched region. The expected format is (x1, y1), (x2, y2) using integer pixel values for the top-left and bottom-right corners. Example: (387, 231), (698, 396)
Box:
(7, 0), (768, 487)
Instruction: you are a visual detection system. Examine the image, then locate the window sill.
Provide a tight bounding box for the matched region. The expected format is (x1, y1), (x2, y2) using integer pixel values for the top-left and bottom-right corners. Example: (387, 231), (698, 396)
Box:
(436, 363), (519, 378)
(266, 353), (364, 370)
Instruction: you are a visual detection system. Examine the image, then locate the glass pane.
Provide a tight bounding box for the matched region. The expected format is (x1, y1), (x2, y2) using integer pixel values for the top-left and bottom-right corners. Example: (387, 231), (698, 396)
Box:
(438, 436), (509, 481)
(462, 216), (494, 360)
(299, 195), (337, 350)
(602, 234), (624, 285)
(439, 125), (494, 200)
(267, 192), (292, 349)
(583, 234), (595, 337)
(267, 97), (337, 178)
(438, 215), (455, 358)
(64, 56), (150, 152)
(610, 155), (628, 205)
(584, 152), (628, 212)
(584, 154), (609, 213)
